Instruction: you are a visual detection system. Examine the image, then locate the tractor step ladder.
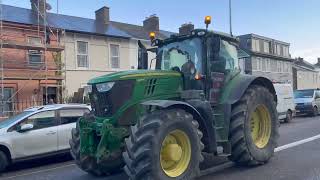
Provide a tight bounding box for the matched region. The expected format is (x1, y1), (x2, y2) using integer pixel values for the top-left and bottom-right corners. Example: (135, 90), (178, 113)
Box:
(213, 105), (231, 156)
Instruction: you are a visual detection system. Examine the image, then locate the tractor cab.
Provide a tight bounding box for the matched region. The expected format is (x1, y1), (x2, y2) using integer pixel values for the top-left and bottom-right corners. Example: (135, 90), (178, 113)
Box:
(139, 28), (242, 103)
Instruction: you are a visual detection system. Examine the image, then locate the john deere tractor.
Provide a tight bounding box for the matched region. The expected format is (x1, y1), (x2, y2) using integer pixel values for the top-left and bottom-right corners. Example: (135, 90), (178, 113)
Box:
(70, 17), (279, 180)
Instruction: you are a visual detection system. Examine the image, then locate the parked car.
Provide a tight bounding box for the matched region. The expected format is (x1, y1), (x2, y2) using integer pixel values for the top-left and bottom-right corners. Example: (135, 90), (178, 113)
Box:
(0, 104), (90, 172)
(274, 83), (295, 123)
(294, 89), (320, 116)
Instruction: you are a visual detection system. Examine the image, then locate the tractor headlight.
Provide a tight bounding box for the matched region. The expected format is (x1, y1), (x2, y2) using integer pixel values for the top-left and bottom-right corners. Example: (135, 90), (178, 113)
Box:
(96, 82), (115, 92)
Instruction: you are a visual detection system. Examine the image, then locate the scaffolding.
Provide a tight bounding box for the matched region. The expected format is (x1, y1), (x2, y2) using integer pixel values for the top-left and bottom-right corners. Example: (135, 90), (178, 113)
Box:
(0, 0), (65, 117)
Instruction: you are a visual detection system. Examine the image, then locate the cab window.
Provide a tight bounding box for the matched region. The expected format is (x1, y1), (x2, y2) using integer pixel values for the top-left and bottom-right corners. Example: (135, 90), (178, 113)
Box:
(219, 40), (239, 71)
(60, 109), (89, 125)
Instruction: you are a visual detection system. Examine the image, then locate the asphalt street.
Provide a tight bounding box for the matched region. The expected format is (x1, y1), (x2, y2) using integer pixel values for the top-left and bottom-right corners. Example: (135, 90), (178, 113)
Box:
(1, 115), (320, 180)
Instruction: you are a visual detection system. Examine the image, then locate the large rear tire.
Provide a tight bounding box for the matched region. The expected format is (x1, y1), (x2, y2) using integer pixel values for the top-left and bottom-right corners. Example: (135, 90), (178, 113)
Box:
(69, 121), (123, 176)
(123, 109), (204, 180)
(229, 85), (279, 165)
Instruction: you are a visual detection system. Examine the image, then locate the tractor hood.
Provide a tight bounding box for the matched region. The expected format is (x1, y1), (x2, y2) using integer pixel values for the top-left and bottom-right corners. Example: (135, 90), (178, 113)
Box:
(88, 70), (181, 84)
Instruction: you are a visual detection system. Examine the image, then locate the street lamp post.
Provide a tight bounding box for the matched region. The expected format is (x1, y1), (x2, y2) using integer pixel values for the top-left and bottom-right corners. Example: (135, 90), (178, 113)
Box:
(229, 0), (233, 36)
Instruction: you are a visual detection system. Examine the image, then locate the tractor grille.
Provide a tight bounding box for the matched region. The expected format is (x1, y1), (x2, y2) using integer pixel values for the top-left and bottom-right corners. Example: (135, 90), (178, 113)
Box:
(144, 78), (157, 96)
(89, 80), (135, 117)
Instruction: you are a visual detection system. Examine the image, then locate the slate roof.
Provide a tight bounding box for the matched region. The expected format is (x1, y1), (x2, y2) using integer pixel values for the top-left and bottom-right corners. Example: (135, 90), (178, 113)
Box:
(294, 58), (316, 71)
(2, 4), (175, 40)
(110, 21), (175, 40)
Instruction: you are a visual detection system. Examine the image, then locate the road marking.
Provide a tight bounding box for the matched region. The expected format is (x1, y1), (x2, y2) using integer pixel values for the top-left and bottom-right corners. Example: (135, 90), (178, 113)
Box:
(201, 134), (320, 177)
(3, 134), (320, 179)
(1, 163), (76, 179)
(275, 134), (320, 152)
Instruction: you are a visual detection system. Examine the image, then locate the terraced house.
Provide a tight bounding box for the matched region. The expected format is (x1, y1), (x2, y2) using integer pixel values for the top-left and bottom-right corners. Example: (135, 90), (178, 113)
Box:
(238, 34), (293, 84)
(2, 1), (174, 108)
(1, 2), (64, 116)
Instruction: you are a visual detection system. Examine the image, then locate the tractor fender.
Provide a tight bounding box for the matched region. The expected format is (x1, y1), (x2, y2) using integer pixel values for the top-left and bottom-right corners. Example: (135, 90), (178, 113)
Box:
(141, 100), (217, 153)
(221, 74), (277, 105)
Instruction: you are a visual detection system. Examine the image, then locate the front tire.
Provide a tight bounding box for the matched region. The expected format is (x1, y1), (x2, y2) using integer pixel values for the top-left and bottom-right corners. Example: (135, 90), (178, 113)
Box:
(123, 109), (204, 180)
(229, 85), (279, 165)
(69, 121), (123, 176)
(0, 151), (8, 172)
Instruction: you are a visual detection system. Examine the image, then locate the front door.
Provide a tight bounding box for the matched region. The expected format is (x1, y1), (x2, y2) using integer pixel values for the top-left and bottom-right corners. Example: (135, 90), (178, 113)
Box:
(43, 87), (57, 105)
(10, 110), (58, 159)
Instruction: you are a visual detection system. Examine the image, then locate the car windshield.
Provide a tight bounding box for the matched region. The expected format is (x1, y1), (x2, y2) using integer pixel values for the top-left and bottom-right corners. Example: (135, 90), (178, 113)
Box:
(294, 90), (314, 98)
(0, 111), (33, 129)
(157, 37), (203, 74)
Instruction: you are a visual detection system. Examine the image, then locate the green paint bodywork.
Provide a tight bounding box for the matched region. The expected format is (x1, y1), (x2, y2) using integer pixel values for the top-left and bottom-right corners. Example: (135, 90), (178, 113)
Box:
(79, 70), (183, 161)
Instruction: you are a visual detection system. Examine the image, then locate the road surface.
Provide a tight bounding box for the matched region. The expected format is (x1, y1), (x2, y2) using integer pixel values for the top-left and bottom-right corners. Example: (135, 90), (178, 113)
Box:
(1, 115), (320, 180)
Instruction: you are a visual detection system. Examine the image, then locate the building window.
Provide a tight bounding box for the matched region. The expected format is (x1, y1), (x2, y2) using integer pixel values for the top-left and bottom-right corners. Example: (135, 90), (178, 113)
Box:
(28, 50), (43, 65)
(77, 41), (89, 68)
(246, 39), (251, 49)
(263, 41), (270, 54)
(28, 36), (42, 45)
(265, 58), (271, 72)
(276, 44), (281, 56)
(110, 44), (120, 69)
(283, 46), (289, 57)
(27, 37), (43, 65)
(252, 39), (260, 52)
(252, 57), (257, 70)
(261, 58), (266, 72)
(0, 88), (14, 116)
(256, 57), (262, 71)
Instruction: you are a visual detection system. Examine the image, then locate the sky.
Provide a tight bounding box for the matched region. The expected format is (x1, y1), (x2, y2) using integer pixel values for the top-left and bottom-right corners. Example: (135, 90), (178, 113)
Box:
(2, 0), (320, 63)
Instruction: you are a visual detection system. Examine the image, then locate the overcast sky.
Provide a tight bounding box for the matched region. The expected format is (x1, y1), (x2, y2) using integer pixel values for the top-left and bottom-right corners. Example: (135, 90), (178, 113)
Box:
(2, 0), (320, 63)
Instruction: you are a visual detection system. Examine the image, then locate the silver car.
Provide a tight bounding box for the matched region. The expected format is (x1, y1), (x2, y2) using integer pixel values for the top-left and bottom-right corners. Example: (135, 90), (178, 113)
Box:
(294, 89), (320, 116)
(0, 104), (90, 172)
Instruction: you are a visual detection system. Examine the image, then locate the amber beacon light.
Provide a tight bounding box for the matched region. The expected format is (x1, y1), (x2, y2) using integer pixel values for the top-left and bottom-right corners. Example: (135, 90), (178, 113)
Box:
(149, 32), (156, 41)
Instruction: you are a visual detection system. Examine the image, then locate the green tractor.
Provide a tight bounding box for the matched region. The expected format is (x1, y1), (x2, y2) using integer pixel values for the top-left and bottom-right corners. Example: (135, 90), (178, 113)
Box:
(70, 17), (279, 180)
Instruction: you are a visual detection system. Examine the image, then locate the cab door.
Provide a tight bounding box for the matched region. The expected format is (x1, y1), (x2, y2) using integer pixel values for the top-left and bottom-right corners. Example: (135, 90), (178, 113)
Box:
(11, 110), (58, 158)
(57, 108), (90, 151)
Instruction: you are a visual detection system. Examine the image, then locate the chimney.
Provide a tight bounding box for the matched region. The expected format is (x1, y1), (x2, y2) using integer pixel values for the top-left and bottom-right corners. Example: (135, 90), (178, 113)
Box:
(297, 57), (304, 62)
(143, 15), (159, 32)
(95, 6), (110, 25)
(179, 23), (194, 35)
(30, 0), (50, 15)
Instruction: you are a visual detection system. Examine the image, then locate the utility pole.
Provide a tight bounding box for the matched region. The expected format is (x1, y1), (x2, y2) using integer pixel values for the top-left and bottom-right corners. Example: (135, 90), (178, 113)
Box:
(229, 0), (233, 36)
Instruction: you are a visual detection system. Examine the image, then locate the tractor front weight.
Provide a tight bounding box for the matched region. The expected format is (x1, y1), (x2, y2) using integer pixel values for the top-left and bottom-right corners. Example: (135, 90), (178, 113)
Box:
(79, 116), (128, 164)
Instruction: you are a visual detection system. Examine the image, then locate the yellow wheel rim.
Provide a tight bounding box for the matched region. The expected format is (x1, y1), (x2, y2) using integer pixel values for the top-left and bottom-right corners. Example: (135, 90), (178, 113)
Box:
(160, 130), (191, 177)
(250, 105), (272, 149)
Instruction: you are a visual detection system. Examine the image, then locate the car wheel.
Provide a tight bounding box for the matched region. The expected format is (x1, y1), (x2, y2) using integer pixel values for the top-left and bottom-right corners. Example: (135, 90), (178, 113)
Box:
(0, 150), (9, 172)
(312, 106), (318, 117)
(284, 110), (293, 123)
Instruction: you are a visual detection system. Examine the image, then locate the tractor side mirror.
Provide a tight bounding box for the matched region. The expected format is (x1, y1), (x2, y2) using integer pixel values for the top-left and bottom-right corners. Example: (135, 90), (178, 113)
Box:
(138, 40), (148, 69)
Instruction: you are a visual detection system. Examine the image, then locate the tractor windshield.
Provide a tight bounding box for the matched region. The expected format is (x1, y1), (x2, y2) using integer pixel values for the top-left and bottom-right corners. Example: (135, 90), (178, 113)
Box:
(157, 38), (203, 75)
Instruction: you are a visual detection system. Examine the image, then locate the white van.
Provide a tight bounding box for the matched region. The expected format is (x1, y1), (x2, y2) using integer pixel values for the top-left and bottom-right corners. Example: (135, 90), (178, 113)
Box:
(273, 83), (295, 123)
